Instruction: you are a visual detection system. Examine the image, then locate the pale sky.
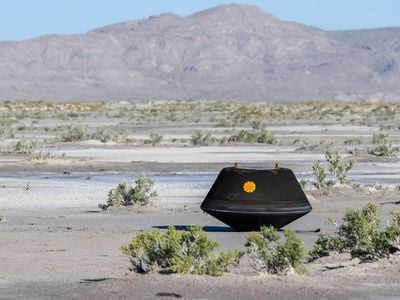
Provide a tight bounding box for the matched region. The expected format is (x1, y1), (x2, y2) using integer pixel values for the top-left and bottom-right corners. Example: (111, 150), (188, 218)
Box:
(0, 0), (399, 41)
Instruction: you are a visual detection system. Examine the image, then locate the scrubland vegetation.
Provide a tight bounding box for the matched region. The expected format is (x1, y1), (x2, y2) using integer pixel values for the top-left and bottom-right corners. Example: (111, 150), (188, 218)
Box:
(122, 202), (399, 277)
(0, 100), (399, 149)
(246, 226), (307, 274)
(311, 151), (354, 191)
(310, 203), (400, 261)
(99, 176), (157, 210)
(121, 225), (243, 276)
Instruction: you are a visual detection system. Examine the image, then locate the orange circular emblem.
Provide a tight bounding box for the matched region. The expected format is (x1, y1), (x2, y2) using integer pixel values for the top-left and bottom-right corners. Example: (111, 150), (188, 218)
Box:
(243, 181), (256, 193)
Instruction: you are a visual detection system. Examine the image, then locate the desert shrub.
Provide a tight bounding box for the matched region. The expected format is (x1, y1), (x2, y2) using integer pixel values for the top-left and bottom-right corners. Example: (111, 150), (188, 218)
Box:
(309, 235), (344, 260)
(145, 133), (163, 146)
(14, 140), (36, 154)
(325, 151), (354, 184)
(0, 127), (15, 139)
(339, 203), (381, 258)
(299, 179), (307, 190)
(309, 204), (400, 261)
(229, 127), (276, 144)
(246, 226), (307, 274)
(312, 151), (354, 190)
(90, 128), (118, 143)
(368, 133), (395, 156)
(312, 160), (333, 190)
(251, 120), (262, 130)
(99, 176), (157, 210)
(344, 138), (362, 145)
(121, 225), (243, 276)
(17, 124), (31, 131)
(60, 126), (88, 142)
(219, 136), (229, 145)
(256, 128), (277, 144)
(214, 119), (231, 127)
(190, 130), (215, 146)
(0, 214), (3, 221)
(27, 151), (65, 161)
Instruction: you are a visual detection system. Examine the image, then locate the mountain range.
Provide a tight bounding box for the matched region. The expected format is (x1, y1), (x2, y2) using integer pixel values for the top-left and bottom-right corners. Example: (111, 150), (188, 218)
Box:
(0, 4), (399, 102)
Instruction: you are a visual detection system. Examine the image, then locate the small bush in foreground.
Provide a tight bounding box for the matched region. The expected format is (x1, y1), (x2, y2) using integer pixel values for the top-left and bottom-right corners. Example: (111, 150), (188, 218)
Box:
(246, 226), (307, 274)
(99, 176), (157, 210)
(309, 204), (400, 261)
(121, 225), (243, 276)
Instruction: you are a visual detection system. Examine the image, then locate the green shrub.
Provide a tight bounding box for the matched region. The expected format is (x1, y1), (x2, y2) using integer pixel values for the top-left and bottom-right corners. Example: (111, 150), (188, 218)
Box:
(339, 203), (380, 258)
(369, 133), (395, 156)
(344, 138), (362, 145)
(214, 119), (231, 127)
(312, 151), (354, 190)
(299, 179), (307, 190)
(121, 225), (243, 276)
(14, 140), (36, 154)
(251, 120), (262, 130)
(0, 127), (15, 139)
(256, 128), (277, 144)
(309, 204), (400, 261)
(190, 130), (215, 146)
(246, 226), (307, 274)
(228, 127), (276, 144)
(309, 235), (344, 260)
(312, 160), (333, 190)
(17, 124), (31, 131)
(60, 126), (88, 142)
(146, 133), (163, 146)
(90, 128), (118, 143)
(99, 176), (157, 210)
(325, 151), (354, 184)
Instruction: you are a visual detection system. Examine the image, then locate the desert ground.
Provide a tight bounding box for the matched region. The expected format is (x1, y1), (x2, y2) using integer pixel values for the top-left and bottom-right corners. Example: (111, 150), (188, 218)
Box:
(0, 100), (399, 299)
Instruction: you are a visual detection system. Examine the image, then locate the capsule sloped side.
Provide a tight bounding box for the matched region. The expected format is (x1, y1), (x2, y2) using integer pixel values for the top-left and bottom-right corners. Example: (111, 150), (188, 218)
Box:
(204, 208), (311, 231)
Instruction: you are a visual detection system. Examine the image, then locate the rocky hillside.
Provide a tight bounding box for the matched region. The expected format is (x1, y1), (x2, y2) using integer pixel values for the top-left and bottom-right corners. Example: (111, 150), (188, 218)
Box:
(0, 4), (399, 101)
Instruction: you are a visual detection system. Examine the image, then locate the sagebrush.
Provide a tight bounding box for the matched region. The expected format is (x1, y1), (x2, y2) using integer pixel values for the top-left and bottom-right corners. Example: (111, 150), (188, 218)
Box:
(246, 226), (307, 274)
(99, 176), (157, 210)
(121, 225), (243, 276)
(312, 151), (354, 190)
(309, 203), (400, 261)
(229, 127), (276, 144)
(369, 133), (395, 157)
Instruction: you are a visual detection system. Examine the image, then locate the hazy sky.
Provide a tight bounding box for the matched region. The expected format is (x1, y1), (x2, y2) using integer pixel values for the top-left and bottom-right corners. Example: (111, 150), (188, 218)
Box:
(1, 0), (399, 41)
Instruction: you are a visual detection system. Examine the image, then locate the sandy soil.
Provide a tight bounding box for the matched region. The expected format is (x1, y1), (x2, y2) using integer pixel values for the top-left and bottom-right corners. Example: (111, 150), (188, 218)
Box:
(1, 188), (400, 299)
(1, 101), (400, 299)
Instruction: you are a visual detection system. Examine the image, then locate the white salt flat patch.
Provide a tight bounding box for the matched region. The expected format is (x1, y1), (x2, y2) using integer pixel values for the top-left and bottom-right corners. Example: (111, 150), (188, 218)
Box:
(0, 174), (210, 209)
(268, 124), (377, 132)
(0, 157), (20, 163)
(51, 146), (322, 163)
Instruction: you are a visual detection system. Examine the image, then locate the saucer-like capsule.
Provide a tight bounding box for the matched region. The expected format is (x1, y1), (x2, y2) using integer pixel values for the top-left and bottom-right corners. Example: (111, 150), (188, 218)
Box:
(201, 167), (312, 231)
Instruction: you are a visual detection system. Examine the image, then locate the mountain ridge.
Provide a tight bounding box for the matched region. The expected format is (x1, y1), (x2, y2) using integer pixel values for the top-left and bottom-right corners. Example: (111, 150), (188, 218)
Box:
(0, 4), (399, 102)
